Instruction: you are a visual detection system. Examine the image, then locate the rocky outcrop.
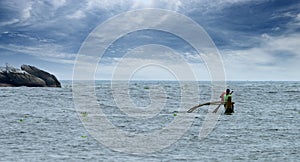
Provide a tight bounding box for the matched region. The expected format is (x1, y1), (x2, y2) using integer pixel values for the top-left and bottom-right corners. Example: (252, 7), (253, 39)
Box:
(0, 72), (8, 82)
(0, 72), (14, 87)
(21, 65), (61, 87)
(7, 72), (46, 87)
(0, 64), (61, 87)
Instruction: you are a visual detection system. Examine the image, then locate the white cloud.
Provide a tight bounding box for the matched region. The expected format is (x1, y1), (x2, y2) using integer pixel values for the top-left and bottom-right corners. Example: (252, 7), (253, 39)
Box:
(0, 44), (75, 64)
(4, 1), (34, 24)
(268, 33), (300, 52)
(0, 0), (67, 27)
(296, 13), (300, 21)
(0, 18), (19, 26)
(131, 1), (154, 9)
(49, 0), (66, 9)
(181, 0), (262, 14)
(131, 0), (182, 11)
(66, 10), (86, 19)
(85, 0), (130, 10)
(21, 4), (32, 20)
(221, 33), (300, 80)
(293, 13), (300, 26)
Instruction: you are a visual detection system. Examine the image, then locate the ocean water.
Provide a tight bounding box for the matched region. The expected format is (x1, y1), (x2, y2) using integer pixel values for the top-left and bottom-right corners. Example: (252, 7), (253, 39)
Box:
(0, 81), (299, 161)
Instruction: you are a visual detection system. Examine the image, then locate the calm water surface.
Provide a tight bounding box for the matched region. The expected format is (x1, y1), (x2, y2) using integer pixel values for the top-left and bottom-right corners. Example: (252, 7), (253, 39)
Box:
(0, 81), (299, 161)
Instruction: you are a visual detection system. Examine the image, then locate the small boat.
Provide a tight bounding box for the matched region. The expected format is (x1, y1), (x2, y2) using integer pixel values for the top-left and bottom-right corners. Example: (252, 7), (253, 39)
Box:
(187, 96), (235, 114)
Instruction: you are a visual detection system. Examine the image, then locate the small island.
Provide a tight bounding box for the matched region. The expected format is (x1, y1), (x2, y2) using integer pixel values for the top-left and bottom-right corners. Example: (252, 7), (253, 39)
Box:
(0, 64), (61, 87)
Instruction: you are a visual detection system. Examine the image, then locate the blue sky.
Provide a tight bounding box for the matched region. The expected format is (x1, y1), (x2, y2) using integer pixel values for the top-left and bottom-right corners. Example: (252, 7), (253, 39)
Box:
(0, 0), (300, 81)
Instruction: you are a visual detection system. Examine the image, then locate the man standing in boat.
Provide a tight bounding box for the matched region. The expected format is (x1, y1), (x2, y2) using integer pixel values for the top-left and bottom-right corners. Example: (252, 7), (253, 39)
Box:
(223, 89), (234, 114)
(223, 89), (233, 102)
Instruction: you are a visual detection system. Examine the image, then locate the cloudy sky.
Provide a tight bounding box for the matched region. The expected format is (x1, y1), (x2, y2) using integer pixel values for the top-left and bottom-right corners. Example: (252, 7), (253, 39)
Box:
(0, 0), (299, 81)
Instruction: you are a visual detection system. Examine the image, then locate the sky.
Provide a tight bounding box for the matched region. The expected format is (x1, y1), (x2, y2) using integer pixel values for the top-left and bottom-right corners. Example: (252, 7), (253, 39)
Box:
(0, 0), (300, 81)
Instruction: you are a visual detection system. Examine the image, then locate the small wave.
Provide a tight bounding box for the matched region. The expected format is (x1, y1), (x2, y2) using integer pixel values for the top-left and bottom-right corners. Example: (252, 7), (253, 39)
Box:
(0, 95), (12, 97)
(267, 90), (299, 93)
(283, 90), (299, 93)
(267, 91), (278, 94)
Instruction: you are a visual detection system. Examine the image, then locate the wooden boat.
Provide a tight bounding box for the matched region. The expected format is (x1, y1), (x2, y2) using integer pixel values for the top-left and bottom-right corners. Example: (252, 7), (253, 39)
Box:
(187, 96), (235, 114)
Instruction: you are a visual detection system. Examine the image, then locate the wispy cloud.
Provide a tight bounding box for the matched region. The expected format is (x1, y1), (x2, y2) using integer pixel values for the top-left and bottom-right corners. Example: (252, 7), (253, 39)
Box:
(66, 10), (86, 19)
(0, 44), (75, 64)
(49, 0), (66, 9)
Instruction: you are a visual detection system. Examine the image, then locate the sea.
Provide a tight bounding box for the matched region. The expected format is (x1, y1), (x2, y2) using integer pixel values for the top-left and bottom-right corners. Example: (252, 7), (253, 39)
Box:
(0, 81), (299, 161)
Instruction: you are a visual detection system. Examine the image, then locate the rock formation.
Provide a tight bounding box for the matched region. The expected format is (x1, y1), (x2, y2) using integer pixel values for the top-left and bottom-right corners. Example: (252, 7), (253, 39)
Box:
(0, 64), (61, 87)
(21, 65), (61, 87)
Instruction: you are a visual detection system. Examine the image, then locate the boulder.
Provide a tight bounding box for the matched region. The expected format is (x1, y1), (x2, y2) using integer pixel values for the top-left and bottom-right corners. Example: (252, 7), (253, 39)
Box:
(21, 65), (61, 87)
(0, 72), (14, 87)
(0, 72), (8, 83)
(6, 72), (46, 87)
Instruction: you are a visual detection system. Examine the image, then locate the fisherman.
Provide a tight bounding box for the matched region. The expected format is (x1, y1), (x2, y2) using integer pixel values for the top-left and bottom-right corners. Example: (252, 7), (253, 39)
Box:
(223, 89), (233, 102)
(223, 89), (234, 113)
